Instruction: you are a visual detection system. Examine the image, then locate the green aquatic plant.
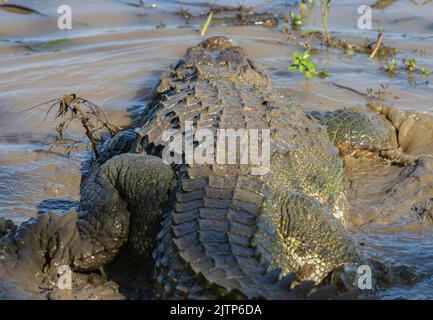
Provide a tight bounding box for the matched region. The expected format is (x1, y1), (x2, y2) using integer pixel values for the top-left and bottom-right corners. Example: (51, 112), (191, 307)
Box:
(289, 51), (316, 79)
(383, 57), (430, 81)
(320, 0), (332, 45)
(384, 58), (398, 75)
(403, 58), (430, 77)
(420, 66), (431, 77)
(289, 11), (304, 30)
(288, 51), (331, 79)
(405, 58), (417, 72)
(300, 0), (316, 10)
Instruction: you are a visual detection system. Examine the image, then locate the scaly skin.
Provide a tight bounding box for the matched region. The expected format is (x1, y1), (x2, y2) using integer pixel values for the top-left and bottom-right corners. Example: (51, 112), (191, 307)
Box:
(0, 37), (380, 299)
(308, 109), (398, 155)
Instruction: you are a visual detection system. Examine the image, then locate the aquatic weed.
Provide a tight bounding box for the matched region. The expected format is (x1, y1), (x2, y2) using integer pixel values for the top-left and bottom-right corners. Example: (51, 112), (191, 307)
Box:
(289, 51), (331, 79)
(384, 59), (398, 76)
(319, 0), (332, 45)
(289, 12), (304, 30)
(25, 94), (119, 157)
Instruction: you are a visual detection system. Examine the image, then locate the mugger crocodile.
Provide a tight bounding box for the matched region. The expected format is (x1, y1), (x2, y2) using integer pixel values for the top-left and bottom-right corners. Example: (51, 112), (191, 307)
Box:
(0, 37), (418, 299)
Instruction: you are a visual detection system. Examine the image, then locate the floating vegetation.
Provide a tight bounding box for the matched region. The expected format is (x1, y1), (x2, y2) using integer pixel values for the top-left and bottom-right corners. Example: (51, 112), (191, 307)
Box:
(405, 58), (417, 72)
(420, 66), (431, 77)
(384, 58), (398, 76)
(25, 94), (120, 157)
(285, 29), (397, 61)
(289, 51), (332, 79)
(177, 7), (193, 20)
(124, 1), (157, 9)
(16, 38), (71, 52)
(173, 1), (269, 15)
(289, 11), (304, 31)
(0, 3), (44, 15)
(371, 0), (397, 10)
(300, 0), (316, 10)
(383, 57), (431, 81)
(410, 0), (433, 7)
(175, 2), (277, 29)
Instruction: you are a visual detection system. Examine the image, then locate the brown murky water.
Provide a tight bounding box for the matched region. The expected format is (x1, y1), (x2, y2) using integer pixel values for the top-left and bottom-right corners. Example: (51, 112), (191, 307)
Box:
(0, 0), (433, 299)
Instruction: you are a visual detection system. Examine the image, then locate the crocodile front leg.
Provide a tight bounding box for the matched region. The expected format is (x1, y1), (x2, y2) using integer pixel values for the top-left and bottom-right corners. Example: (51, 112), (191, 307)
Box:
(307, 107), (433, 164)
(0, 153), (173, 297)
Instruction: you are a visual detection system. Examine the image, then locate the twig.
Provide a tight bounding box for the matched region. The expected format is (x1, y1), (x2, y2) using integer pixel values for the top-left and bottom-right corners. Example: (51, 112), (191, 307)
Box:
(332, 82), (367, 97)
(200, 11), (213, 37)
(369, 32), (384, 59)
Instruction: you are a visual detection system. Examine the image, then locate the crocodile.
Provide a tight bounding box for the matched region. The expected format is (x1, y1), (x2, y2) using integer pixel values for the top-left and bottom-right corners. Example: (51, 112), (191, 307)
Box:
(0, 36), (418, 299)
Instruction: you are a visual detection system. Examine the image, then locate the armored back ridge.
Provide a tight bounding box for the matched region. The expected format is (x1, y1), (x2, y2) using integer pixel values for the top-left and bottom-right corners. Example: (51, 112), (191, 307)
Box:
(116, 37), (358, 299)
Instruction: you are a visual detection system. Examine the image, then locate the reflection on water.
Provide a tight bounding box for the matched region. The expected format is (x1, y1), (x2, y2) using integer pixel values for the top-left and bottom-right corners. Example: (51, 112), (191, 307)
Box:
(0, 0), (432, 299)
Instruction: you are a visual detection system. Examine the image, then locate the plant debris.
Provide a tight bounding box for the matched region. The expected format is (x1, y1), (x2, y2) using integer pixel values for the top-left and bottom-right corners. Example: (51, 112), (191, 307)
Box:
(175, 3), (278, 28)
(25, 94), (120, 157)
(369, 32), (384, 59)
(0, 3), (45, 15)
(16, 38), (71, 52)
(371, 0), (397, 10)
(123, 1), (157, 9)
(200, 11), (213, 37)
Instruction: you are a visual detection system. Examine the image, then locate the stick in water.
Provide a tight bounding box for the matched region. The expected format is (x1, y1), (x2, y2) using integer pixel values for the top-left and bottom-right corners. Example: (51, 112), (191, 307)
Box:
(200, 11), (213, 37)
(369, 32), (384, 59)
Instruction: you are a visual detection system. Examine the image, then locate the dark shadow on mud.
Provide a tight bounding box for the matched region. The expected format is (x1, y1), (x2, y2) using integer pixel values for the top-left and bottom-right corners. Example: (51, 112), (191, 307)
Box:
(105, 247), (154, 300)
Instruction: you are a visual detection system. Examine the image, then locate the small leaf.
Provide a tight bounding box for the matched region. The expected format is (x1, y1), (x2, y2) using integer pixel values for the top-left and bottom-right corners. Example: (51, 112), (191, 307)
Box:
(420, 66), (430, 77)
(300, 65), (307, 73)
(307, 61), (316, 69)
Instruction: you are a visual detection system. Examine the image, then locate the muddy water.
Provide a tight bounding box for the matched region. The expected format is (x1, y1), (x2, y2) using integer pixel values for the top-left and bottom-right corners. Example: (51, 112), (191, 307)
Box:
(0, 0), (433, 299)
